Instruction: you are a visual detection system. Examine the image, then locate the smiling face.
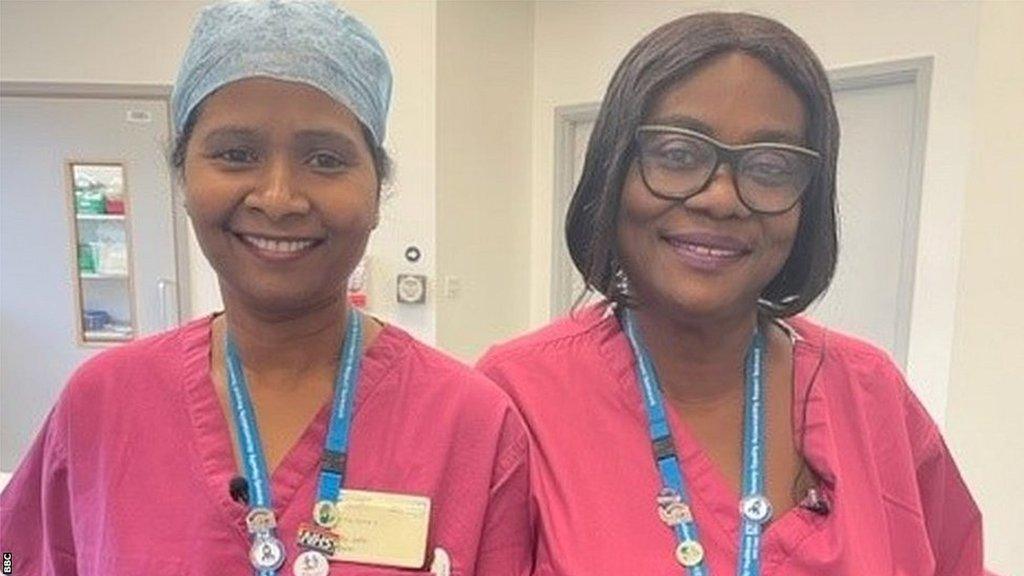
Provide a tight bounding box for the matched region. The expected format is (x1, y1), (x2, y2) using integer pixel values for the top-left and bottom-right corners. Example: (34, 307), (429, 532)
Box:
(617, 51), (808, 322)
(183, 78), (379, 314)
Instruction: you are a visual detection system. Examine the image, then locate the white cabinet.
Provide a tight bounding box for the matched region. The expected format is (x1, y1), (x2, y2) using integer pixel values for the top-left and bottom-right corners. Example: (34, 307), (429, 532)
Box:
(69, 163), (136, 344)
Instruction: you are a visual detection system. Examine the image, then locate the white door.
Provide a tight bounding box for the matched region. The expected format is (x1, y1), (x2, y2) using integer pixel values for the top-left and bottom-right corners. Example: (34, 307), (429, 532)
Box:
(1, 92), (182, 471)
(806, 64), (927, 368)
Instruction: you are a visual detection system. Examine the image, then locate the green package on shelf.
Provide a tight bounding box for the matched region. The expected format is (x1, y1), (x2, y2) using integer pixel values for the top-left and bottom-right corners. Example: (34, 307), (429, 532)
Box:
(78, 243), (98, 273)
(75, 188), (107, 214)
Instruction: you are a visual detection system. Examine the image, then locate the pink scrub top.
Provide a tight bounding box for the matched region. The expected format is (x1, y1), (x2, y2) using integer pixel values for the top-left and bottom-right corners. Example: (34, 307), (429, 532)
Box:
(1, 315), (531, 576)
(478, 305), (985, 576)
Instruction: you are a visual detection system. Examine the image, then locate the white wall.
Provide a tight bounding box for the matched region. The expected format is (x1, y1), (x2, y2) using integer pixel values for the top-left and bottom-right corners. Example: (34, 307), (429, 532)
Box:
(0, 0), (438, 342)
(529, 0), (981, 427)
(350, 0), (436, 342)
(436, 1), (534, 361)
(946, 3), (1024, 575)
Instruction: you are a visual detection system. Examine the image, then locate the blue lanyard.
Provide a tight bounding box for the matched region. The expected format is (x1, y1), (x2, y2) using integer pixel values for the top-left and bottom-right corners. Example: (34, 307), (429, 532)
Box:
(225, 310), (363, 575)
(621, 309), (769, 576)
(316, 310), (363, 503)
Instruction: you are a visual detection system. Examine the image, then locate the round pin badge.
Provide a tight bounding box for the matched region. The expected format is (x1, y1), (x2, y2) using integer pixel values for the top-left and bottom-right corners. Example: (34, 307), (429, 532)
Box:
(313, 500), (339, 528)
(675, 540), (705, 567)
(656, 487), (693, 526)
(429, 547), (452, 576)
(658, 501), (693, 527)
(740, 494), (773, 524)
(250, 535), (286, 571)
(292, 550), (330, 576)
(245, 508), (278, 534)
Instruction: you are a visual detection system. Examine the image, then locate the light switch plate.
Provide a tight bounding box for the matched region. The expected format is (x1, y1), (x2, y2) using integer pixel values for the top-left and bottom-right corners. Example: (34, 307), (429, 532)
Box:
(397, 274), (427, 304)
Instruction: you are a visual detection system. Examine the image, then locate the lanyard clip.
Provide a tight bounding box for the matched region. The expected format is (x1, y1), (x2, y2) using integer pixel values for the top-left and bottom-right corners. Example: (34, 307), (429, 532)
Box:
(652, 435), (677, 462)
(320, 449), (348, 475)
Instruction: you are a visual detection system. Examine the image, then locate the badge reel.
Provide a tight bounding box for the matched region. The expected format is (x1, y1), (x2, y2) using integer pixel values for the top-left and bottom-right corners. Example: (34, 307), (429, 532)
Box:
(250, 533), (286, 572)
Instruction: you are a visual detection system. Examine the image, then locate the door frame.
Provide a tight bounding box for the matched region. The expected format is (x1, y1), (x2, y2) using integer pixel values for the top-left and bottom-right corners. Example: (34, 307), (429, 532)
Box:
(826, 56), (932, 367)
(551, 102), (601, 316)
(550, 56), (932, 367)
(0, 81), (192, 323)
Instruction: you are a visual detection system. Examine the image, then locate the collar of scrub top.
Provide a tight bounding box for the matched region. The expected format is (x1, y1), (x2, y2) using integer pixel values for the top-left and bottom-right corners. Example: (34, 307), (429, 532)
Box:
(225, 309), (364, 574)
(621, 307), (770, 576)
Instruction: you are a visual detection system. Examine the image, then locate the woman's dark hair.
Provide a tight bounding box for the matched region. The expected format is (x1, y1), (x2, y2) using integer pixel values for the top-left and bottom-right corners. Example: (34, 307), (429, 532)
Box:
(566, 12), (840, 318)
(170, 103), (392, 189)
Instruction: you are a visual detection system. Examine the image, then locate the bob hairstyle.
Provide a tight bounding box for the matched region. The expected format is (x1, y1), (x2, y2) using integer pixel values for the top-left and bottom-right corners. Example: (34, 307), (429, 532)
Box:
(565, 12), (840, 318)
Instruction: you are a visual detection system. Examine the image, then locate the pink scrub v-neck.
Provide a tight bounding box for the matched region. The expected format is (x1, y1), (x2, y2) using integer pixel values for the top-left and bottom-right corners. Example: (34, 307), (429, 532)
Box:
(479, 304), (984, 576)
(178, 314), (400, 557)
(2, 315), (533, 575)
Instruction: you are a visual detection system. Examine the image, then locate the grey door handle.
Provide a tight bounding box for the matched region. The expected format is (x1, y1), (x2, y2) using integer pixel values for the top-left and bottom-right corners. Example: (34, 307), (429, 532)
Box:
(157, 278), (179, 330)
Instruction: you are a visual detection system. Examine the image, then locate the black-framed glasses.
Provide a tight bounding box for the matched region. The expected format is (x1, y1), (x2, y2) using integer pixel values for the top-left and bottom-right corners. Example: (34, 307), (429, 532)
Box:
(635, 125), (821, 214)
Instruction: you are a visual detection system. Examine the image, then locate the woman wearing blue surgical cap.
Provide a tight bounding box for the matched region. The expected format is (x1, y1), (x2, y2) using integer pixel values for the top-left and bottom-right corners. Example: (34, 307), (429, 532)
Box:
(0, 2), (532, 575)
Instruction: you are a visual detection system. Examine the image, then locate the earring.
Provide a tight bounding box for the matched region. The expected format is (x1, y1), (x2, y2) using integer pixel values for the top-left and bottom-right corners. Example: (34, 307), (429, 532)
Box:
(614, 267), (631, 297)
(758, 294), (798, 314)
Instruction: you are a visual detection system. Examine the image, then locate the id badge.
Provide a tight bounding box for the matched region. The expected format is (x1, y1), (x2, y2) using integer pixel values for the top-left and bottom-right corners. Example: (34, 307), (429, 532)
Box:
(329, 489), (432, 569)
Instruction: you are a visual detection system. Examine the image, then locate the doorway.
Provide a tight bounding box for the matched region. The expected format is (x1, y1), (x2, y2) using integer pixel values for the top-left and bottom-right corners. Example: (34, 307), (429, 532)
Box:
(0, 82), (190, 471)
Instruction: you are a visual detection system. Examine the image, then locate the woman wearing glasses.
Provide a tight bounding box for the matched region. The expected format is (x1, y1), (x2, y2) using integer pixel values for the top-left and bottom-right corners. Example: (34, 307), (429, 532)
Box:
(479, 12), (984, 576)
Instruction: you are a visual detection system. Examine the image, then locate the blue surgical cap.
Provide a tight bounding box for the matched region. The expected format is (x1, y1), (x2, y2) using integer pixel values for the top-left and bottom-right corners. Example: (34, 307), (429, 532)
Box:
(171, 0), (392, 145)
